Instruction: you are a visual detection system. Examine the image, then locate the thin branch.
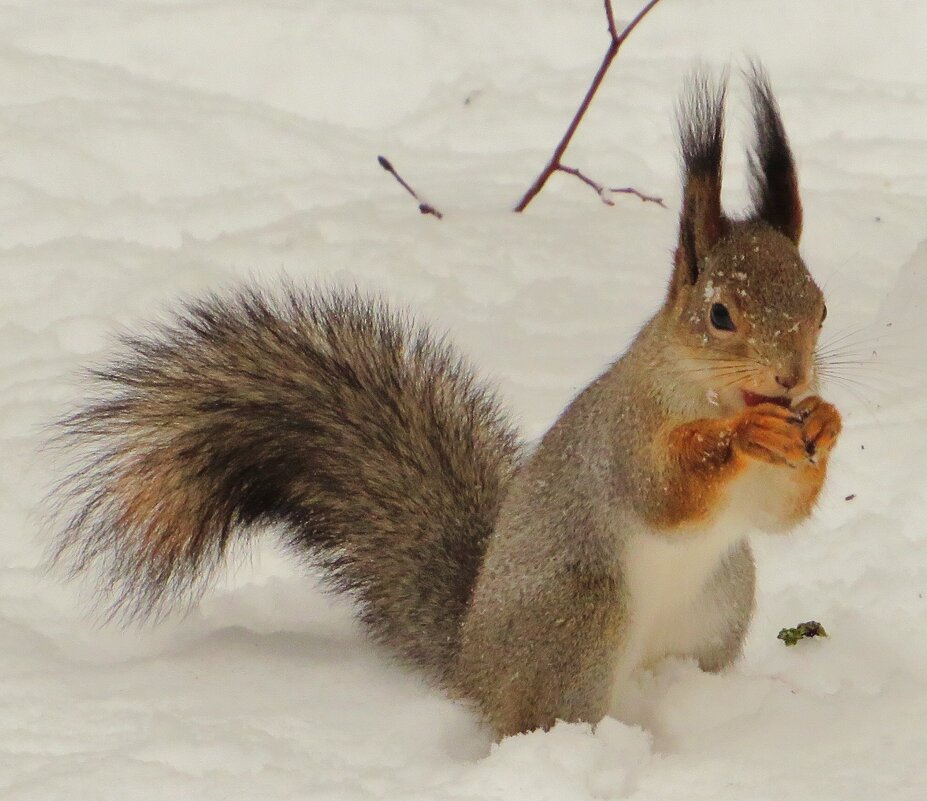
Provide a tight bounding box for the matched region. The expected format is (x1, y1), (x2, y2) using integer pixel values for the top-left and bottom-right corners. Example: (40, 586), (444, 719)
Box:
(605, 0), (620, 39)
(616, 0), (664, 44)
(377, 155), (444, 219)
(557, 165), (665, 207)
(609, 185), (666, 207)
(513, 0), (664, 213)
(558, 165), (615, 205)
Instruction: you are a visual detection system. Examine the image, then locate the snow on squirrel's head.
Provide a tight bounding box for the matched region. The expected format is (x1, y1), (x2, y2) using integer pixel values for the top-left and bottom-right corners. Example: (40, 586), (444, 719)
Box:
(663, 65), (826, 413)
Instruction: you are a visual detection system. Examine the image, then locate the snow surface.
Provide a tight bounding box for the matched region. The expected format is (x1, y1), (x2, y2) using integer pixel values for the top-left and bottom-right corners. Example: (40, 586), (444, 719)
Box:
(2, 1), (927, 799)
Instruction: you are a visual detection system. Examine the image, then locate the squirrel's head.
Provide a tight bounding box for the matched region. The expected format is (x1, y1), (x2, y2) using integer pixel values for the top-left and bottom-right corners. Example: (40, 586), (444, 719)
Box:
(663, 66), (825, 413)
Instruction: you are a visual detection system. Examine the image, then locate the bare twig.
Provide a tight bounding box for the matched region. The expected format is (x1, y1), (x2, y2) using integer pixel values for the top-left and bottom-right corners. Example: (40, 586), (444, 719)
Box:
(557, 165), (665, 207)
(609, 185), (666, 206)
(604, 0), (620, 40)
(377, 1), (663, 219)
(558, 165), (615, 205)
(377, 155), (444, 219)
(514, 0), (664, 213)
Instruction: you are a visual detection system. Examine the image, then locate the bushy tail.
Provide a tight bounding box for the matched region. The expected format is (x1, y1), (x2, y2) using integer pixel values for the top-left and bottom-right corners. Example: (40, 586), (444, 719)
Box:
(50, 284), (521, 682)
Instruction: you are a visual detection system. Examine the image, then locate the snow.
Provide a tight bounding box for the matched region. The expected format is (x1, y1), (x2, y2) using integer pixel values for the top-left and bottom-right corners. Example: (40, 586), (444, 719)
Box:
(2, 0), (927, 798)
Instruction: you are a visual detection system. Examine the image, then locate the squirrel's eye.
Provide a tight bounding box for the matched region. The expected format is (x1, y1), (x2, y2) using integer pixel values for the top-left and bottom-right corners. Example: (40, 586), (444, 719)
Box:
(821, 304), (828, 325)
(709, 303), (735, 332)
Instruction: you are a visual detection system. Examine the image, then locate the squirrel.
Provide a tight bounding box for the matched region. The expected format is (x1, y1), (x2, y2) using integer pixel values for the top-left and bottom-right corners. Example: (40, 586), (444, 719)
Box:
(49, 66), (841, 740)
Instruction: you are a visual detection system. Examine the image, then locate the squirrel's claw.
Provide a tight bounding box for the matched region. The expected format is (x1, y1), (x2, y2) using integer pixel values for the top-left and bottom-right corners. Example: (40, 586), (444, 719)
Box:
(794, 396), (842, 459)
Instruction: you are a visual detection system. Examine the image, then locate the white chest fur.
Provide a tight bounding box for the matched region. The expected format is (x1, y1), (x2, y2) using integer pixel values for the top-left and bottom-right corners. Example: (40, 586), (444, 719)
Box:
(619, 461), (794, 671)
(622, 517), (745, 669)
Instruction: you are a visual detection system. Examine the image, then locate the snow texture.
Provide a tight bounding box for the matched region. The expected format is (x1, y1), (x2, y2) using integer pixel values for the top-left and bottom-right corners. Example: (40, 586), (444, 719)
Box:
(2, 1), (927, 799)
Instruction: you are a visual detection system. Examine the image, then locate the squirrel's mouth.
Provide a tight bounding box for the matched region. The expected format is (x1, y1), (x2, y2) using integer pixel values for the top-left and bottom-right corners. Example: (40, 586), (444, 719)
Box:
(742, 390), (792, 409)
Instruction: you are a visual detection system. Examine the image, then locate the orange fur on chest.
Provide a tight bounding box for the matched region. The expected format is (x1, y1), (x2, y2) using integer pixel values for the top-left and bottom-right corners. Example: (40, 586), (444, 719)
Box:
(651, 416), (830, 531)
(653, 418), (744, 528)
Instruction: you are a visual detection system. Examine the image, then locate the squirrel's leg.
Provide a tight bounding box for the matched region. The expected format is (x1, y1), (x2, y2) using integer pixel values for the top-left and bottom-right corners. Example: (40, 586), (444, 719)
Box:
(462, 564), (628, 739)
(692, 539), (757, 672)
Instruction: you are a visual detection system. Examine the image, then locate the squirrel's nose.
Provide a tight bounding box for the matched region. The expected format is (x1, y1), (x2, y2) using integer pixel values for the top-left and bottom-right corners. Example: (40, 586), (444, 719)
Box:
(775, 374), (799, 391)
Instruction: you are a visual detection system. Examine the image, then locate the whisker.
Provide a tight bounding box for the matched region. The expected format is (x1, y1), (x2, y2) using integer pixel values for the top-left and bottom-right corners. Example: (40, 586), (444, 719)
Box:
(817, 368), (907, 394)
(819, 320), (899, 344)
(716, 375), (756, 391)
(689, 358), (753, 366)
(818, 371), (887, 391)
(679, 358), (754, 367)
(817, 360), (898, 372)
(815, 338), (887, 355)
(816, 355), (918, 383)
(814, 348), (893, 364)
(815, 349), (884, 360)
(818, 321), (917, 356)
(817, 325), (874, 352)
(671, 339), (768, 367)
(820, 376), (884, 423)
(676, 364), (756, 373)
(815, 346), (871, 360)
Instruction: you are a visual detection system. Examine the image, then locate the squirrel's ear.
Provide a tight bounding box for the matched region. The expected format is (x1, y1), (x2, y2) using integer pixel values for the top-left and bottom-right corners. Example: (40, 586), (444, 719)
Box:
(672, 72), (729, 298)
(746, 64), (802, 244)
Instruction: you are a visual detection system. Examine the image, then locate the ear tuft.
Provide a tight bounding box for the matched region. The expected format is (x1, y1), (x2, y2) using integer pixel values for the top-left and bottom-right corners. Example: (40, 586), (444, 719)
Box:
(673, 71), (729, 294)
(678, 71), (726, 185)
(746, 63), (803, 243)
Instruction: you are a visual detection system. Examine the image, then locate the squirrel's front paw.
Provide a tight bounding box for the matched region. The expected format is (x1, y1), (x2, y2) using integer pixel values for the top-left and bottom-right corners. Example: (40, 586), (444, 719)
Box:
(794, 396), (842, 459)
(732, 403), (807, 467)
